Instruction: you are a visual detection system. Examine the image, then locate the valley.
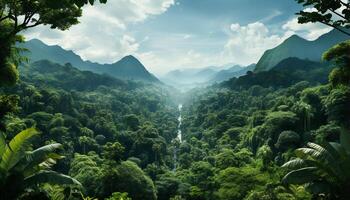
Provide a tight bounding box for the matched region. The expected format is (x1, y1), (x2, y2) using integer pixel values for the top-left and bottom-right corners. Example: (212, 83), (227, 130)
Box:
(1, 1), (350, 200)
(0, 27), (349, 200)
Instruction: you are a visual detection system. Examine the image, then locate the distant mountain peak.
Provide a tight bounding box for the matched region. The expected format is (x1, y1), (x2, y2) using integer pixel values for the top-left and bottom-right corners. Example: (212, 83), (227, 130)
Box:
(19, 39), (159, 83)
(117, 55), (143, 66)
(28, 38), (43, 43)
(122, 55), (138, 60)
(254, 29), (349, 72)
(284, 34), (305, 42)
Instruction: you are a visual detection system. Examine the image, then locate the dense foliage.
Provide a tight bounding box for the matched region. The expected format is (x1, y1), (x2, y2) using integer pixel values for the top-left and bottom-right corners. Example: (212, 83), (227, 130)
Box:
(0, 39), (349, 199)
(296, 0), (350, 36)
(1, 1), (350, 199)
(0, 60), (179, 199)
(0, 0), (107, 87)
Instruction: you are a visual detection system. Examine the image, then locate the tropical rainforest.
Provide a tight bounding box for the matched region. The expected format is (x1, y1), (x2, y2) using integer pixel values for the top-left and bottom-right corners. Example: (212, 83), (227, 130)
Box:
(0, 0), (350, 200)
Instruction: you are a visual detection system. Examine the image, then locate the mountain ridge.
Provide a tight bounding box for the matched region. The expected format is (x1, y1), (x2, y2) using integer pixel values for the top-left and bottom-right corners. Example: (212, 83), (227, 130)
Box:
(255, 29), (350, 72)
(19, 39), (160, 83)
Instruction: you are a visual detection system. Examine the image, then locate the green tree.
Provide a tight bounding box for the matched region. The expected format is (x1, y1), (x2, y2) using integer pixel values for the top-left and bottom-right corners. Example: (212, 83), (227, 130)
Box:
(124, 114), (140, 131)
(156, 173), (181, 200)
(323, 40), (350, 87)
(0, 0), (107, 86)
(70, 153), (103, 197)
(275, 130), (301, 150)
(0, 128), (80, 199)
(295, 0), (350, 36)
(99, 161), (157, 200)
(215, 166), (268, 200)
(282, 142), (350, 199)
(106, 192), (132, 200)
(102, 141), (125, 161)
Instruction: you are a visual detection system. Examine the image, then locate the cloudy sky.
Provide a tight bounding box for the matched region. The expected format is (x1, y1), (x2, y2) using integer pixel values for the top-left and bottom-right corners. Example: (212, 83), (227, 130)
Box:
(23, 0), (332, 75)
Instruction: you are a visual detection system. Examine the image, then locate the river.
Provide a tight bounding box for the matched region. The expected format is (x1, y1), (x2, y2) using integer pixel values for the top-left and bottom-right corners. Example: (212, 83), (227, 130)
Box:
(173, 103), (183, 171)
(177, 104), (183, 142)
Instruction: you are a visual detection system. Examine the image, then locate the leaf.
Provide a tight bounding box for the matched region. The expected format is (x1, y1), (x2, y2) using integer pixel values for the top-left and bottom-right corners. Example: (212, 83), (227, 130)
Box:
(0, 132), (6, 158)
(24, 170), (81, 187)
(282, 158), (308, 169)
(325, 142), (343, 160)
(296, 143), (336, 165)
(15, 143), (64, 176)
(282, 167), (320, 185)
(340, 127), (350, 153)
(327, 142), (350, 178)
(0, 128), (39, 172)
(305, 181), (332, 195)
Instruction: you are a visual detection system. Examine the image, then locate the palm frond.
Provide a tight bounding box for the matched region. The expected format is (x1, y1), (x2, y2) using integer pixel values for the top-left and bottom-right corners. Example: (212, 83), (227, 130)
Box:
(24, 170), (81, 187)
(0, 128), (39, 172)
(296, 144), (336, 165)
(325, 142), (344, 160)
(340, 128), (350, 153)
(38, 158), (57, 169)
(305, 181), (332, 195)
(307, 142), (327, 152)
(15, 143), (63, 172)
(23, 157), (61, 177)
(282, 167), (320, 185)
(0, 132), (6, 158)
(282, 158), (309, 169)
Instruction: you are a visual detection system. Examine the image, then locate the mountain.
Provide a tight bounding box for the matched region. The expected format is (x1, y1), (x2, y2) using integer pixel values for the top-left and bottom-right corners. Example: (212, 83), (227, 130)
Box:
(224, 57), (333, 89)
(161, 64), (256, 88)
(255, 29), (350, 72)
(102, 55), (159, 82)
(161, 67), (220, 85)
(19, 60), (131, 90)
(210, 64), (255, 83)
(19, 39), (159, 82)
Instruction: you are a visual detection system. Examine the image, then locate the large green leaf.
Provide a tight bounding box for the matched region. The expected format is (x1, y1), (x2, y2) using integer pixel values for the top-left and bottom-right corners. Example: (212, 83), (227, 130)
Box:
(305, 181), (332, 195)
(340, 128), (350, 153)
(327, 142), (350, 179)
(15, 143), (64, 176)
(0, 128), (39, 172)
(0, 132), (6, 158)
(282, 158), (320, 170)
(282, 167), (320, 185)
(296, 144), (336, 166)
(282, 158), (308, 169)
(325, 142), (343, 160)
(24, 170), (81, 187)
(296, 145), (344, 182)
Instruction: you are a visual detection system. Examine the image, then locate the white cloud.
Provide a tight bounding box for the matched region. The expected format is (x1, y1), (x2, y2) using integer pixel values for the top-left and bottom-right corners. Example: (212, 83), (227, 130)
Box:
(223, 22), (292, 65)
(23, 0), (175, 63)
(21, 2), (336, 75)
(183, 34), (192, 39)
(281, 7), (332, 40)
(222, 16), (334, 66)
(282, 17), (332, 40)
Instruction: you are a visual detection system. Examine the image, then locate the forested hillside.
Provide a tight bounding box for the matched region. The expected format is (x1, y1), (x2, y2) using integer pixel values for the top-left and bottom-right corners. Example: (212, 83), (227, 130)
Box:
(1, 60), (179, 199)
(20, 39), (160, 82)
(255, 29), (349, 72)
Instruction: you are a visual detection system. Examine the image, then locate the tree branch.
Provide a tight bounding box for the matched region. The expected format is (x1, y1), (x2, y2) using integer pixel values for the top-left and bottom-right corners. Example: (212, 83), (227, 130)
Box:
(0, 7), (4, 19)
(21, 12), (35, 27)
(339, 0), (350, 9)
(329, 8), (348, 21)
(24, 20), (41, 29)
(0, 15), (10, 22)
(319, 20), (350, 36)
